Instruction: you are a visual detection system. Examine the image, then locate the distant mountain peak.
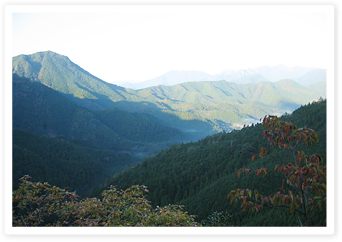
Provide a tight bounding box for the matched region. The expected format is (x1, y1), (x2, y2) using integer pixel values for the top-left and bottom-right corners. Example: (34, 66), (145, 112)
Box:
(119, 64), (325, 89)
(123, 70), (215, 89)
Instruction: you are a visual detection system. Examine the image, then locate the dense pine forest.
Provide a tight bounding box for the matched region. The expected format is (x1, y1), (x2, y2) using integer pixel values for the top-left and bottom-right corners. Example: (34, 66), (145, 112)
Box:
(91, 99), (326, 226)
(12, 74), (186, 197)
(13, 99), (326, 226)
(12, 129), (140, 197)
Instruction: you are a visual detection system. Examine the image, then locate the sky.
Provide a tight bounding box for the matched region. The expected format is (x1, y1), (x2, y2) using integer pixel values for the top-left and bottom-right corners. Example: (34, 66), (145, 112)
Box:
(11, 5), (332, 84)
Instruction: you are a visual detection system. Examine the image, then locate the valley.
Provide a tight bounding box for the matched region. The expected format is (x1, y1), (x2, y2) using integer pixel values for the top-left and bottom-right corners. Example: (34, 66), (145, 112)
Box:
(98, 99), (327, 225)
(12, 51), (327, 226)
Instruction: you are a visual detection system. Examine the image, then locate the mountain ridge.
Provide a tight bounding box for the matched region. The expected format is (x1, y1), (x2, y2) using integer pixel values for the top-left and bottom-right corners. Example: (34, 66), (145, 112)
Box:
(119, 65), (325, 90)
(13, 74), (186, 154)
(13, 51), (325, 135)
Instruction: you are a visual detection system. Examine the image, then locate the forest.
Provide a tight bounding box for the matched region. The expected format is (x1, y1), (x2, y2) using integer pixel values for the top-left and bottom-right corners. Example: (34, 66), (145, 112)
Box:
(12, 129), (140, 197)
(12, 73), (190, 196)
(12, 99), (326, 226)
(90, 99), (326, 226)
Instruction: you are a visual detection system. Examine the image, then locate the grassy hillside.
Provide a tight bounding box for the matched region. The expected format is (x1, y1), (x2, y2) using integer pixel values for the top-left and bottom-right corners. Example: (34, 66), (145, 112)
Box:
(98, 100), (326, 226)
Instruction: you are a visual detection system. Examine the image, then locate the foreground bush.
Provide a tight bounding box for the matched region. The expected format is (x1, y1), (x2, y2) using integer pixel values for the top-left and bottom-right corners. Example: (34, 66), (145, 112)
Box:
(13, 175), (199, 227)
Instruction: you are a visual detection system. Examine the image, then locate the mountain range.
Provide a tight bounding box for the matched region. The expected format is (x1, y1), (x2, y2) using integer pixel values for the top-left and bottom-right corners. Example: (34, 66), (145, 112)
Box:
(119, 64), (326, 90)
(120, 70), (215, 90)
(12, 51), (325, 137)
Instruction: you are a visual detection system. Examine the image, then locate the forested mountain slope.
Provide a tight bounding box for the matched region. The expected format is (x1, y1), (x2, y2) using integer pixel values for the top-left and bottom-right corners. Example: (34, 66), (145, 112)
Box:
(143, 79), (321, 111)
(13, 129), (140, 197)
(12, 52), (227, 136)
(98, 100), (326, 226)
(13, 74), (185, 153)
(12, 51), (136, 110)
(13, 74), (184, 150)
(12, 74), (187, 197)
(13, 51), (324, 136)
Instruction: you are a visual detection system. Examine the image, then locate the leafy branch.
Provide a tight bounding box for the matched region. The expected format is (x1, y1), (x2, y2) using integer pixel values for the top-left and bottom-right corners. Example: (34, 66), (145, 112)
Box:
(228, 115), (326, 226)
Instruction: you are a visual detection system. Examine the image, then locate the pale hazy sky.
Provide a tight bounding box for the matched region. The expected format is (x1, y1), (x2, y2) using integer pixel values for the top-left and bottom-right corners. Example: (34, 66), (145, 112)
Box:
(11, 5), (332, 84)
